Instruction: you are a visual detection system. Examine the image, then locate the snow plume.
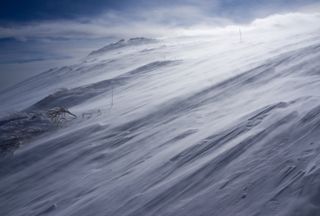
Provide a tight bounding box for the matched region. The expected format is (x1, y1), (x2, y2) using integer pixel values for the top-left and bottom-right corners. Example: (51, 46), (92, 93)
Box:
(1, 10), (319, 92)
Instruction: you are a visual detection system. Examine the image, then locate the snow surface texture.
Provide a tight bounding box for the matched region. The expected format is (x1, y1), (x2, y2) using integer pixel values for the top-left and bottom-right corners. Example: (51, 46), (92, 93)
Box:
(1, 12), (320, 216)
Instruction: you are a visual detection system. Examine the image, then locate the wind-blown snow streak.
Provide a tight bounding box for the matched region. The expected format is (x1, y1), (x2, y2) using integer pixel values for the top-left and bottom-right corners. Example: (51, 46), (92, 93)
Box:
(1, 13), (320, 216)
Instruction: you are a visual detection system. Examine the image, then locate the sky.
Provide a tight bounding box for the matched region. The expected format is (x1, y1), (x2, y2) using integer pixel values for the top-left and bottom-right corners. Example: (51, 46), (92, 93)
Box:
(0, 0), (320, 92)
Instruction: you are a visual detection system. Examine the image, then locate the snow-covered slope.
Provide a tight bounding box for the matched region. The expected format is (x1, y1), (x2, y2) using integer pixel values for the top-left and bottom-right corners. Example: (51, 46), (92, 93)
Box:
(1, 13), (320, 216)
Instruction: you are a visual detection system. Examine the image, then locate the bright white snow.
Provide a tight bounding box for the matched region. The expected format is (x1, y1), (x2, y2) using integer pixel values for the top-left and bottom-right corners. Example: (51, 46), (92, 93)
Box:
(1, 12), (320, 216)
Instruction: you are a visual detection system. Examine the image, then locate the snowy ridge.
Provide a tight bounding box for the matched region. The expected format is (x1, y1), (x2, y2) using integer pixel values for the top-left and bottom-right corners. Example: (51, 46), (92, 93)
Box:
(1, 13), (320, 216)
(88, 37), (157, 56)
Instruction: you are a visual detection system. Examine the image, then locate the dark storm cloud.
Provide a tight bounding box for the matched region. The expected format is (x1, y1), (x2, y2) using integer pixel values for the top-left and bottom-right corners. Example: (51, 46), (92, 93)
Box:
(0, 0), (123, 23)
(0, 0), (211, 23)
(0, 0), (319, 24)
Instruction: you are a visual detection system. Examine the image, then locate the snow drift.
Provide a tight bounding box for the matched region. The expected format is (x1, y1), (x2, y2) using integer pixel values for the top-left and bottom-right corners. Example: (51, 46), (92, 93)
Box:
(1, 12), (320, 216)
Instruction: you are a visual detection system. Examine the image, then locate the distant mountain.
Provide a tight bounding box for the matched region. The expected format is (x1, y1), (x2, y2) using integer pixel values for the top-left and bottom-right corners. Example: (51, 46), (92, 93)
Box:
(88, 37), (157, 56)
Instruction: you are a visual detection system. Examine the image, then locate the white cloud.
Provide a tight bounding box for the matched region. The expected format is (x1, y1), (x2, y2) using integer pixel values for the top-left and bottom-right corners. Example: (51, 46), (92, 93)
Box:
(1, 0), (320, 41)
(1, 10), (319, 42)
(0, 4), (231, 41)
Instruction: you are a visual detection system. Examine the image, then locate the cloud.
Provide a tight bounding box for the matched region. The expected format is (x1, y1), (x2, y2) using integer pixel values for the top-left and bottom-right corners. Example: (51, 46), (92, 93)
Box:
(251, 12), (320, 29)
(1, 0), (319, 24)
(1, 7), (319, 42)
(0, 0), (319, 41)
(0, 5), (231, 41)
